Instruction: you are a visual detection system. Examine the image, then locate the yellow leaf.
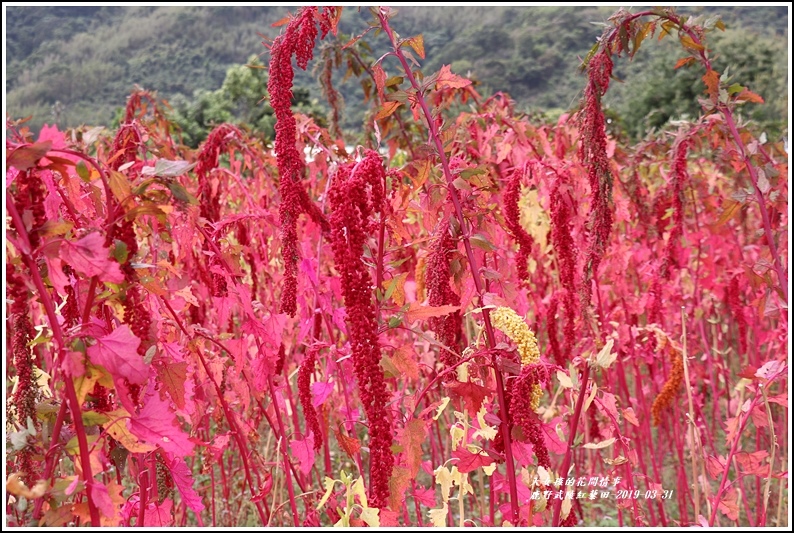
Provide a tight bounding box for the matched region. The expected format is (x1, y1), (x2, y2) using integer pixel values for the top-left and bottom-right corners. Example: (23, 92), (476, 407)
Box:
(583, 437), (616, 449)
(433, 397), (450, 420)
(557, 370), (574, 389)
(360, 506), (380, 527)
(351, 476), (368, 509)
(474, 406), (498, 441)
(103, 409), (155, 453)
(316, 477), (337, 510)
(594, 339), (617, 369)
(6, 473), (47, 499)
(74, 365), (102, 405)
(428, 503), (448, 527)
(403, 35), (425, 59)
(680, 34), (705, 51)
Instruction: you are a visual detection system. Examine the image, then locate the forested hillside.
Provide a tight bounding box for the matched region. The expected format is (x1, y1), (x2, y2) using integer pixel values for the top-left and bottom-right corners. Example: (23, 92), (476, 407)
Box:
(5, 6), (789, 139)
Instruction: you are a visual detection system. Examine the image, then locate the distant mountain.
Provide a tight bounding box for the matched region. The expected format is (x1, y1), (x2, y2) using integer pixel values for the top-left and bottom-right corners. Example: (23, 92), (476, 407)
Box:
(5, 6), (788, 138)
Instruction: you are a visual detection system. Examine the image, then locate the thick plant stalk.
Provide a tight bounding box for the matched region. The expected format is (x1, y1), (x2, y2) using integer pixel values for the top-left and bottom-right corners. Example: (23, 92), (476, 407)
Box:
(7, 196), (101, 527)
(377, 11), (520, 523)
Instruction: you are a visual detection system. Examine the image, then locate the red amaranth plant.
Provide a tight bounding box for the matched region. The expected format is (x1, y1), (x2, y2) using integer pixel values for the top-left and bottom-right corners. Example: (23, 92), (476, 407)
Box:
(425, 218), (464, 370)
(502, 167), (534, 285)
(7, 264), (40, 485)
(509, 363), (550, 469)
(298, 348), (322, 450)
(578, 51), (614, 311)
(547, 163), (578, 361)
(268, 6), (335, 316)
(328, 150), (393, 508)
(649, 137), (689, 322)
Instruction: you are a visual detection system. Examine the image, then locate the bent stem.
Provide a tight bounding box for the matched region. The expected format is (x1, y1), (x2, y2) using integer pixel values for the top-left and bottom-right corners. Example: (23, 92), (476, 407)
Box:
(377, 10), (520, 523)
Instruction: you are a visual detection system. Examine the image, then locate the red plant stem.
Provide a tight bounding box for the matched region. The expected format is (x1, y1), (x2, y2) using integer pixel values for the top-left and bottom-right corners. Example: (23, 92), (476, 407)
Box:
(719, 108), (787, 301)
(32, 399), (68, 519)
(159, 297), (269, 524)
(138, 468), (148, 526)
(377, 12), (520, 523)
(552, 363), (591, 527)
(266, 375), (300, 526)
(210, 466), (217, 526)
(7, 196), (101, 527)
(709, 392), (762, 526)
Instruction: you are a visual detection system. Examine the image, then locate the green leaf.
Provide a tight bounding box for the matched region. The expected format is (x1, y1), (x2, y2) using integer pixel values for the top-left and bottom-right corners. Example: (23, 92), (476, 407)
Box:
(142, 159), (196, 178)
(167, 181), (197, 204)
(113, 240), (129, 264)
(470, 233), (497, 252)
(82, 411), (110, 426)
(76, 160), (91, 181)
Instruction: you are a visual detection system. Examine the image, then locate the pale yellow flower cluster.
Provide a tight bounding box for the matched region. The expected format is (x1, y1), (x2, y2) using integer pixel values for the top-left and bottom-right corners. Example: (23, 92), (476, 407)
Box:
(490, 306), (540, 366)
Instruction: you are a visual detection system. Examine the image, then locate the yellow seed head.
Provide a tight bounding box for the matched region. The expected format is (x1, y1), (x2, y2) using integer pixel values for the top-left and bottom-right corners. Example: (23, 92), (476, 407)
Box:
(491, 306), (540, 366)
(529, 383), (543, 411)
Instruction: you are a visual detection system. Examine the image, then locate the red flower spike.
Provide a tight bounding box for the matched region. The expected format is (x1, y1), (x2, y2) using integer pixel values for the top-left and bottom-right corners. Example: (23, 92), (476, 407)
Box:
(328, 150), (394, 508)
(268, 7), (332, 316)
(503, 167), (534, 285)
(426, 219), (464, 373)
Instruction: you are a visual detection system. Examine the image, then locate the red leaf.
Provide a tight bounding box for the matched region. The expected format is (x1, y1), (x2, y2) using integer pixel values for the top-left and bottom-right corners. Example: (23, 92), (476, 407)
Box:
(311, 380), (334, 407)
(372, 63), (387, 102)
(436, 65), (472, 90)
(674, 56), (696, 69)
(87, 326), (147, 385)
(374, 101), (402, 121)
(541, 417), (568, 455)
(400, 419), (427, 477)
(706, 455), (726, 479)
(388, 466), (411, 510)
(335, 429), (361, 458)
(8, 141), (52, 170)
(89, 481), (118, 522)
(413, 486), (436, 507)
(130, 393), (194, 458)
(156, 361), (187, 409)
(702, 69), (720, 100)
(167, 455), (205, 514)
(736, 89), (764, 104)
(452, 447), (493, 473)
(143, 499), (174, 526)
(448, 381), (490, 416)
(405, 302), (461, 323)
(60, 232), (125, 283)
(718, 488), (740, 521)
(289, 433), (315, 475)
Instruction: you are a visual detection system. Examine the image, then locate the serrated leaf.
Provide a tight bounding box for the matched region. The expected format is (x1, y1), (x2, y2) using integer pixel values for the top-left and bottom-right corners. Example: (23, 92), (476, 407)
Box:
(402, 35), (425, 59)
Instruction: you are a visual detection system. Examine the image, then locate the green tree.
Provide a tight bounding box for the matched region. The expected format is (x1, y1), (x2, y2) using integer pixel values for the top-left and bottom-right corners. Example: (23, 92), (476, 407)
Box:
(168, 55), (325, 147)
(609, 28), (787, 139)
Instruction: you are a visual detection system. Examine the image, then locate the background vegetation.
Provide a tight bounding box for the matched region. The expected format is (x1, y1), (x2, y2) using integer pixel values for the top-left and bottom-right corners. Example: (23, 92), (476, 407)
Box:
(5, 6), (789, 142)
